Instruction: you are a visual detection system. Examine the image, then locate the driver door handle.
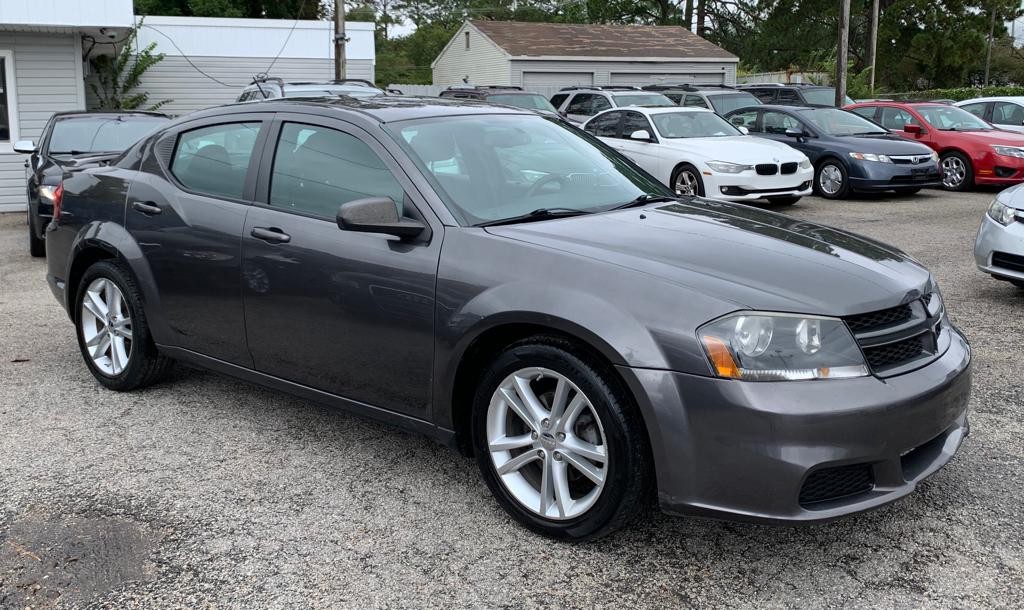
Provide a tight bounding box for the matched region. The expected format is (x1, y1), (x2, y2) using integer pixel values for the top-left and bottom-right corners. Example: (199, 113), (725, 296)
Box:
(251, 227), (291, 244)
(131, 201), (162, 215)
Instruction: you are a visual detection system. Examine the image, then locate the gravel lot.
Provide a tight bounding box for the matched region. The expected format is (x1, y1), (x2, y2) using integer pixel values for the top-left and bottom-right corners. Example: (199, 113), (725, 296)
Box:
(0, 189), (1021, 609)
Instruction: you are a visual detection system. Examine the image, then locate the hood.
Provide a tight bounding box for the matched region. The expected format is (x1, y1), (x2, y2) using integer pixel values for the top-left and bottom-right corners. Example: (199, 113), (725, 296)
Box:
(939, 128), (1024, 146)
(997, 182), (1024, 210)
(662, 135), (806, 163)
(486, 199), (931, 316)
(831, 133), (935, 155)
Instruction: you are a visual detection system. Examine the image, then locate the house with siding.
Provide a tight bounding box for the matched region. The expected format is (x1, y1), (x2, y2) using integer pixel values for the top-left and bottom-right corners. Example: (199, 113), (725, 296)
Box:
(0, 1), (374, 212)
(432, 20), (739, 92)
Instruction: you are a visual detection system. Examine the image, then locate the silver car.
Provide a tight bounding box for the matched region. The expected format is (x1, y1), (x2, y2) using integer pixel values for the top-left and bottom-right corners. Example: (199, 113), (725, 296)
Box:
(975, 184), (1024, 288)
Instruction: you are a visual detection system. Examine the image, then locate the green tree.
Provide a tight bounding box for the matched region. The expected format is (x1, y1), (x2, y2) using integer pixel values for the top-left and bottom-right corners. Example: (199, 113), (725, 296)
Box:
(89, 21), (172, 111)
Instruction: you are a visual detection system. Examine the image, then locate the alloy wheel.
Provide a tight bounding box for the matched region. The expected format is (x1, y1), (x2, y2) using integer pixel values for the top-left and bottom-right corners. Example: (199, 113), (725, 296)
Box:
(674, 170), (699, 196)
(80, 278), (133, 376)
(819, 164), (843, 195)
(486, 367), (608, 520)
(941, 156), (966, 188)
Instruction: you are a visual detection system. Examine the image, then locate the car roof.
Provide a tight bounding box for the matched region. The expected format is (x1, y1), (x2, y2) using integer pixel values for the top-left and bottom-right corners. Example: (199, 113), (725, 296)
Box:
(955, 96), (1024, 104)
(633, 106), (714, 116)
(187, 96), (539, 125)
(51, 110), (170, 120)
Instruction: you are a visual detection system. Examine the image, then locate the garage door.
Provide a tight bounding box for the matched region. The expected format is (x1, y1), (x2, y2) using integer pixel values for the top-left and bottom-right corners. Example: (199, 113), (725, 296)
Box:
(609, 73), (726, 86)
(522, 72), (594, 88)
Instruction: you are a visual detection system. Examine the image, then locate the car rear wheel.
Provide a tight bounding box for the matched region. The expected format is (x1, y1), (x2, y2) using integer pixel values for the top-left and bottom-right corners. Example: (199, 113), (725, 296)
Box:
(75, 260), (171, 391)
(940, 152), (973, 191)
(766, 196), (801, 206)
(671, 164), (705, 197)
(28, 214), (45, 258)
(814, 160), (849, 199)
(471, 337), (651, 540)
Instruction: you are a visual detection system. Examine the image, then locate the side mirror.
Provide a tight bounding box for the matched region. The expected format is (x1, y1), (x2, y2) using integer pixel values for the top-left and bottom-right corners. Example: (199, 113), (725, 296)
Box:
(738, 126), (750, 135)
(629, 129), (653, 142)
(337, 197), (425, 239)
(903, 123), (923, 134)
(13, 140), (36, 154)
(784, 128), (805, 139)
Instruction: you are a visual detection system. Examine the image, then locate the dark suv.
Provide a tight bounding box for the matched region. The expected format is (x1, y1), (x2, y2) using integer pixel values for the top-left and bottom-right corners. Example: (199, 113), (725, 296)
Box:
(44, 97), (970, 541)
(737, 83), (854, 107)
(438, 85), (558, 114)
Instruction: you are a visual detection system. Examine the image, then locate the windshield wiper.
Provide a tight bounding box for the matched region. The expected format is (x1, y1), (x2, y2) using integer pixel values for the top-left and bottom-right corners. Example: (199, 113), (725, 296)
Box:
(476, 207), (595, 227)
(610, 194), (678, 210)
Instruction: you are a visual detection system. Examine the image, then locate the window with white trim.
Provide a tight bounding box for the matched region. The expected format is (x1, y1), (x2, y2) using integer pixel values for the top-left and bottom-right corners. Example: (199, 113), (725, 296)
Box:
(0, 55), (12, 141)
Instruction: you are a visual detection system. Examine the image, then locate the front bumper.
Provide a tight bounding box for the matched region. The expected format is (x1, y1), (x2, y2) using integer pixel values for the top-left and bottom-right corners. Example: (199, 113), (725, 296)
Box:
(974, 213), (1024, 281)
(848, 159), (942, 191)
(974, 152), (1024, 185)
(704, 166), (814, 201)
(618, 326), (971, 523)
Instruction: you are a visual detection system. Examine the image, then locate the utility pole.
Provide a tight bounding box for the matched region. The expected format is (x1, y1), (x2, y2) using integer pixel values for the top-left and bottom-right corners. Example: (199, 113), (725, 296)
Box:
(985, 1), (997, 86)
(868, 0), (879, 95)
(836, 0), (850, 106)
(334, 0), (347, 81)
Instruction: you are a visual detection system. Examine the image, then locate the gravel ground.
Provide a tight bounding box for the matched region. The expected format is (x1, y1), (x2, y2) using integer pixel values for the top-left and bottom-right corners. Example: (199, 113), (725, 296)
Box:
(0, 190), (1021, 609)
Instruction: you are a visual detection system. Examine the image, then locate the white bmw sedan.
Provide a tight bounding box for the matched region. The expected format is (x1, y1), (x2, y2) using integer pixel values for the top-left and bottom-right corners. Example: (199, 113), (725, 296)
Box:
(583, 106), (813, 205)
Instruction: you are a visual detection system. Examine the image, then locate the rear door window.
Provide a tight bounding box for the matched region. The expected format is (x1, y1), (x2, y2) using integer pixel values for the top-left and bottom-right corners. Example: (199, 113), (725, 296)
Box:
(171, 122), (261, 199)
(622, 111), (654, 138)
(960, 102), (988, 120)
(549, 93), (569, 109)
(585, 111), (623, 137)
(683, 95), (708, 108)
(993, 102), (1024, 126)
(761, 111), (802, 134)
(879, 107), (919, 131)
(777, 89), (800, 104)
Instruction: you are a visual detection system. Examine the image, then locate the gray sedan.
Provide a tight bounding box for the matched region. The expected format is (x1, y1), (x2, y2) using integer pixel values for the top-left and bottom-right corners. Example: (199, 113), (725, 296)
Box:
(975, 184), (1024, 288)
(43, 97), (971, 540)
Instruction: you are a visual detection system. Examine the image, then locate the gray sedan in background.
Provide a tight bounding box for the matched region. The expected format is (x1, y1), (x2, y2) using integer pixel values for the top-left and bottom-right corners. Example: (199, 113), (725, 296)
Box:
(976, 184), (1024, 287)
(44, 97), (971, 540)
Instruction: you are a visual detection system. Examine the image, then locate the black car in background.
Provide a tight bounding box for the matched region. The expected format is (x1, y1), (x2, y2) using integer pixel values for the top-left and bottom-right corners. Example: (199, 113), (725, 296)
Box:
(438, 85), (559, 114)
(724, 105), (942, 199)
(736, 83), (854, 107)
(15, 111), (170, 256)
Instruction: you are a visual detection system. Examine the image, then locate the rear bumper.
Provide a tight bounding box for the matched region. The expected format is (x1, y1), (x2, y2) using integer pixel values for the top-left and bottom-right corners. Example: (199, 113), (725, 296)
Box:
(618, 326), (971, 523)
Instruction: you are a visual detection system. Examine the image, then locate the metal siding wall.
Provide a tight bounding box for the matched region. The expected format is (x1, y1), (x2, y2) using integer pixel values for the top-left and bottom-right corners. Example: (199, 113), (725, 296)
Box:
(0, 32), (83, 209)
(510, 60), (737, 87)
(432, 24), (510, 87)
(86, 56), (375, 117)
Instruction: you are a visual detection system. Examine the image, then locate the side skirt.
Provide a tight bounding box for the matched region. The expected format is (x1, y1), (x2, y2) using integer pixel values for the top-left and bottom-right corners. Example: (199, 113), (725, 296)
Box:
(157, 345), (458, 449)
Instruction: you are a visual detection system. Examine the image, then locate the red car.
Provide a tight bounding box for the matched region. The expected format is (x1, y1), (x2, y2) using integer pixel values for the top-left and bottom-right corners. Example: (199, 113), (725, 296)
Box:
(846, 101), (1024, 191)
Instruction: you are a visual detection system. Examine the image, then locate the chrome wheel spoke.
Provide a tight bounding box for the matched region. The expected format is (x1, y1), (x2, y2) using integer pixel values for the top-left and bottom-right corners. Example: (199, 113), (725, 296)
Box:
(488, 433), (534, 452)
(551, 459), (572, 518)
(496, 450), (540, 475)
(562, 450), (605, 486)
(512, 374), (550, 426)
(91, 333), (111, 360)
(555, 394), (586, 434)
(538, 454), (554, 516)
(79, 277), (133, 377)
(562, 435), (607, 464)
(83, 291), (107, 321)
(110, 336), (129, 374)
(548, 377), (570, 421)
(499, 386), (539, 431)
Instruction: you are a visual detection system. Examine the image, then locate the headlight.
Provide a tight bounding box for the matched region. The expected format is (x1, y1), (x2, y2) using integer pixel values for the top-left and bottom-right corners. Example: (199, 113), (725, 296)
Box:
(992, 145), (1024, 159)
(37, 185), (59, 203)
(930, 151), (939, 163)
(706, 160), (753, 174)
(987, 199), (1018, 225)
(798, 158), (812, 169)
(698, 312), (869, 381)
(849, 152), (891, 163)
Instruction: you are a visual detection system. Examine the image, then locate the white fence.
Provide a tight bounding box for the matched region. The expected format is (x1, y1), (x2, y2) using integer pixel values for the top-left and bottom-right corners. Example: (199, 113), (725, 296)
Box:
(738, 71), (830, 85)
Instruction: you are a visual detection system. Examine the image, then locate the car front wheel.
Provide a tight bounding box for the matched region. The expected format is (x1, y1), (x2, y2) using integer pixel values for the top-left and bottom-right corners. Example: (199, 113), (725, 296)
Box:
(672, 164), (705, 197)
(472, 337), (651, 540)
(940, 152), (973, 191)
(814, 160), (850, 199)
(75, 260), (171, 391)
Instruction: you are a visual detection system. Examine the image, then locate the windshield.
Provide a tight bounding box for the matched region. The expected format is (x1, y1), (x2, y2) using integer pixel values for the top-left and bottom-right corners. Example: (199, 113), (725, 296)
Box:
(801, 88), (855, 106)
(284, 85), (384, 98)
(708, 92), (761, 115)
(49, 115), (169, 154)
(651, 111), (741, 138)
(916, 105), (992, 131)
(386, 114), (671, 226)
(614, 93), (675, 107)
(487, 94), (557, 112)
(800, 107), (887, 136)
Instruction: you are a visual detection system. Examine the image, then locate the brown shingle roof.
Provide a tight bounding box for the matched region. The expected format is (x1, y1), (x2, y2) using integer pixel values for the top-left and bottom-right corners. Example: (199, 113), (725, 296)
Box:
(469, 20), (737, 60)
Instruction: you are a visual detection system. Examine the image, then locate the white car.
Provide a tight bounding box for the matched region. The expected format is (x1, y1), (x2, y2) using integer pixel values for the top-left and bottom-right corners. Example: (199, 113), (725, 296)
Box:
(583, 106), (813, 205)
(955, 97), (1024, 133)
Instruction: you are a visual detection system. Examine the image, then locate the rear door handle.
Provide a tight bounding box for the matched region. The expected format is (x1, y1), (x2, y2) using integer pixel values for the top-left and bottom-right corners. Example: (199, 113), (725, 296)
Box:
(131, 200), (162, 215)
(251, 227), (291, 244)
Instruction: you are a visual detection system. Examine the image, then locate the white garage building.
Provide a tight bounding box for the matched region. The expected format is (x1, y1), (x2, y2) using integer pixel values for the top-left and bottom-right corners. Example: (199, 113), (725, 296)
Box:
(432, 20), (738, 92)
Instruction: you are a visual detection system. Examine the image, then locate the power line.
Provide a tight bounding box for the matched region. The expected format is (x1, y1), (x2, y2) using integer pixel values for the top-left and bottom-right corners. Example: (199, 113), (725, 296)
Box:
(266, 0), (308, 74)
(139, 24), (243, 88)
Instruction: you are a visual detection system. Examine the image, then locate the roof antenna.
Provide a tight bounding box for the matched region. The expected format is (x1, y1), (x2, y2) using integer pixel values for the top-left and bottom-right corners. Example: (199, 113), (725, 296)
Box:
(253, 73), (269, 99)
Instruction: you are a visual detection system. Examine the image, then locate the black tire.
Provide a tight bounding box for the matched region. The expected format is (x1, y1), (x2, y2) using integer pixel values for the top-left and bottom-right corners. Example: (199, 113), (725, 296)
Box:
(1011, 280), (1024, 289)
(814, 159), (850, 199)
(74, 260), (172, 391)
(671, 163), (705, 197)
(28, 213), (45, 258)
(471, 336), (652, 541)
(765, 196), (801, 206)
(893, 187), (922, 196)
(940, 151), (973, 191)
